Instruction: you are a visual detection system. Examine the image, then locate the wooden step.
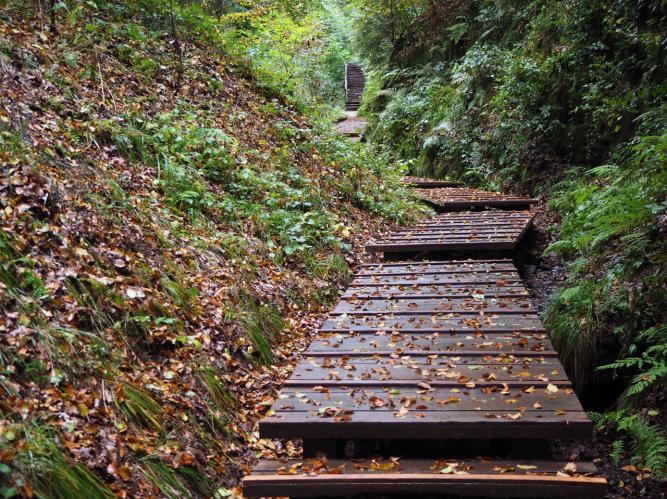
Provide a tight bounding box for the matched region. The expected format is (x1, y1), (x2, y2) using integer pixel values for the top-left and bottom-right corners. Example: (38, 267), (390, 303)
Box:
(415, 187), (537, 210)
(366, 211), (535, 255)
(244, 459), (607, 498)
(403, 175), (463, 188)
(251, 260), (594, 483)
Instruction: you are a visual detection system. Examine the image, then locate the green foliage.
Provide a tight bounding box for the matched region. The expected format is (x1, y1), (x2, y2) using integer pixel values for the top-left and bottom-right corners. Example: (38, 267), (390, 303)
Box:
(346, 0), (428, 66)
(236, 292), (283, 365)
(139, 459), (190, 499)
(196, 367), (236, 414)
(599, 324), (667, 403)
(217, 0), (352, 109)
(14, 426), (114, 499)
(590, 410), (667, 477)
(114, 381), (163, 431)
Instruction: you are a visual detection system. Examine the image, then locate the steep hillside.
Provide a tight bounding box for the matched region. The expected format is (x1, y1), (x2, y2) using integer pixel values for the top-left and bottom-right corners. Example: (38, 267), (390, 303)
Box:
(0, 1), (422, 497)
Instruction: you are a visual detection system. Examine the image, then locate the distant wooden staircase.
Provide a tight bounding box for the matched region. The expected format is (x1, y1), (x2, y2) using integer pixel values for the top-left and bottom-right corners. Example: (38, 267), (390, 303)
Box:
(345, 62), (365, 111)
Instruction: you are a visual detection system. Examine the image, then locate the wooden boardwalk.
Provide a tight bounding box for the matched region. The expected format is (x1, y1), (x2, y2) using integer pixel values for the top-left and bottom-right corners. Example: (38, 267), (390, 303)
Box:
(367, 210), (535, 255)
(403, 176), (463, 188)
(415, 187), (537, 210)
(243, 185), (606, 497)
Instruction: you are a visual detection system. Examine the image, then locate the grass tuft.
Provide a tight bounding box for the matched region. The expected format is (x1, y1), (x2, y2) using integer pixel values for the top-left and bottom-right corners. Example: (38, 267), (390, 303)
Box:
(237, 293), (283, 365)
(114, 381), (163, 432)
(140, 459), (189, 499)
(16, 426), (114, 499)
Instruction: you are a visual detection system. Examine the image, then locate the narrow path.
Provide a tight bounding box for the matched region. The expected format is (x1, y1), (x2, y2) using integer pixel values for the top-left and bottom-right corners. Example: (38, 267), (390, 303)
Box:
(243, 175), (607, 497)
(334, 111), (368, 137)
(335, 62), (368, 140)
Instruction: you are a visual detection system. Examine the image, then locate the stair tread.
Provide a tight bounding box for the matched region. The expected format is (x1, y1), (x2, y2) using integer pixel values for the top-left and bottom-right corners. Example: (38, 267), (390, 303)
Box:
(244, 458), (607, 498)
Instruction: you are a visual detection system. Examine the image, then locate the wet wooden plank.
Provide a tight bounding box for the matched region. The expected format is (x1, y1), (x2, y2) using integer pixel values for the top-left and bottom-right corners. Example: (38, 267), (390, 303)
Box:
(332, 297), (535, 315)
(343, 284), (528, 299)
(367, 239), (519, 253)
(387, 229), (529, 238)
(403, 176), (463, 188)
(353, 273), (523, 285)
(359, 258), (513, 268)
(307, 332), (552, 354)
(259, 411), (592, 440)
(271, 386), (585, 412)
(299, 352), (561, 365)
(290, 360), (568, 382)
(414, 188), (538, 209)
(244, 460), (607, 498)
(320, 313), (545, 332)
(251, 458), (598, 475)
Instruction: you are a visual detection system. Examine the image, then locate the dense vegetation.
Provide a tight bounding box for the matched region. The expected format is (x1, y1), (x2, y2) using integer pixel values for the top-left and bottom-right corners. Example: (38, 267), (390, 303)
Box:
(0, 1), (423, 496)
(348, 0), (666, 480)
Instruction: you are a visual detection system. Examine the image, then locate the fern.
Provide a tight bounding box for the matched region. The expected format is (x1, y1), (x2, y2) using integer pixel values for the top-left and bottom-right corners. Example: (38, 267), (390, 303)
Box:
(598, 324), (667, 403)
(591, 409), (667, 477)
(618, 414), (667, 476)
(610, 440), (624, 465)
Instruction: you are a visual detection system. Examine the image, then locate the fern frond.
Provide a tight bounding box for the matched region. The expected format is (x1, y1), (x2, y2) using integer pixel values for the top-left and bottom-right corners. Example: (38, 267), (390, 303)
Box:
(610, 440), (624, 465)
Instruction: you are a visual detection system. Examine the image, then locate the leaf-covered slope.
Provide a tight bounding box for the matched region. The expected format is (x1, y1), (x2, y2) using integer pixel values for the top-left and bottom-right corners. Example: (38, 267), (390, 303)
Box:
(0, 1), (421, 496)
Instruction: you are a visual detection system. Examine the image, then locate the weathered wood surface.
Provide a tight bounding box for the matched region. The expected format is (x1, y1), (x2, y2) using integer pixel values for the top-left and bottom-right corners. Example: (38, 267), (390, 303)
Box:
(403, 175), (463, 188)
(257, 261), (591, 443)
(367, 211), (535, 254)
(244, 459), (607, 498)
(415, 187), (537, 209)
(244, 238), (605, 495)
(345, 62), (365, 111)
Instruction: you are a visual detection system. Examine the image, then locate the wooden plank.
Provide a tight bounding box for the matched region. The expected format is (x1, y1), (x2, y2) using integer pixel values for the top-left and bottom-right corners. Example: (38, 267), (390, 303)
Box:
(307, 333), (552, 354)
(289, 360), (568, 382)
(367, 239), (518, 253)
(358, 265), (517, 276)
(425, 211), (535, 220)
(343, 289), (529, 299)
(403, 176), (463, 188)
(320, 314), (545, 332)
(414, 188), (538, 209)
(381, 231), (528, 240)
(296, 352), (563, 368)
(244, 463), (607, 498)
(387, 229), (529, 238)
(271, 386), (584, 412)
(332, 297), (535, 315)
(299, 352), (561, 365)
(353, 273), (522, 284)
(306, 350), (558, 357)
(259, 411), (593, 440)
(359, 259), (514, 268)
(283, 379), (572, 389)
(250, 458), (599, 475)
(343, 284), (529, 299)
